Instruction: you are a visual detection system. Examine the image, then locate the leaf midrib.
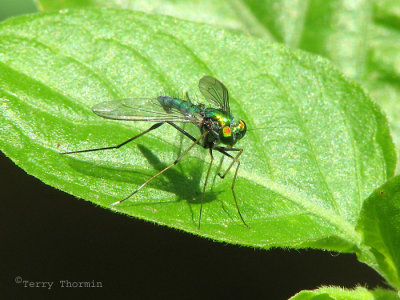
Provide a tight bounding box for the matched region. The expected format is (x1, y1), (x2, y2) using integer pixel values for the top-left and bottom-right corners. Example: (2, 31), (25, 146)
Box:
(239, 168), (361, 245)
(0, 10), (369, 249)
(3, 97), (361, 246)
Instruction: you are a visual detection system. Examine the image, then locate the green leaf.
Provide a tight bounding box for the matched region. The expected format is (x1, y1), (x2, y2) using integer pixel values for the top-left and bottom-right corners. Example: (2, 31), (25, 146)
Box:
(36, 0), (400, 173)
(356, 175), (400, 289)
(0, 9), (395, 251)
(290, 286), (399, 300)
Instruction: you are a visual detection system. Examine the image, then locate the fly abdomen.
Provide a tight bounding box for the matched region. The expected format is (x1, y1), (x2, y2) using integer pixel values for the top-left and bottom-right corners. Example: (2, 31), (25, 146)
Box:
(158, 96), (201, 115)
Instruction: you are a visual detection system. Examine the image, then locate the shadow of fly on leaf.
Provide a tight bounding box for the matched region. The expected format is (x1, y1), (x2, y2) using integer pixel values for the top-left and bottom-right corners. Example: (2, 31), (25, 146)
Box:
(136, 144), (219, 204)
(64, 144), (220, 227)
(60, 76), (249, 229)
(64, 145), (218, 202)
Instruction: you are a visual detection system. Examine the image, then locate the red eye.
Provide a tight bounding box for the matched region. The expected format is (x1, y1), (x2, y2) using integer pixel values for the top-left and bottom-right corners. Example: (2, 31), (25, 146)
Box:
(222, 126), (232, 137)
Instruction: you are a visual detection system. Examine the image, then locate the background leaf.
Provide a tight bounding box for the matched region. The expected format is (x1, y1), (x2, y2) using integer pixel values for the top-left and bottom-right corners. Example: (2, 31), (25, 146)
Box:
(356, 175), (400, 289)
(0, 9), (395, 253)
(290, 286), (399, 300)
(0, 0), (37, 21)
(36, 0), (400, 173)
(35, 0), (270, 37)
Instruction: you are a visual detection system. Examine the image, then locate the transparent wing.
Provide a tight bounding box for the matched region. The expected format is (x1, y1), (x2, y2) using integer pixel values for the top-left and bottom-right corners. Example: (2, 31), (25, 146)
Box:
(198, 76), (230, 113)
(92, 98), (198, 123)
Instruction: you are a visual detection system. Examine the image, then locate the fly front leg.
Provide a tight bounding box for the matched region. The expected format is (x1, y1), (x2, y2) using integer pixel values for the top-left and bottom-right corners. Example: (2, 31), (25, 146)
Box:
(215, 147), (242, 179)
(215, 155), (225, 178)
(211, 154), (225, 187)
(229, 154), (248, 228)
(198, 148), (214, 229)
(215, 147), (248, 228)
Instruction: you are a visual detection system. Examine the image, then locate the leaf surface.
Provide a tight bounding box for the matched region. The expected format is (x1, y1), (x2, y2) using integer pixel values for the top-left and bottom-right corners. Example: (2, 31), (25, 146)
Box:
(0, 9), (395, 250)
(290, 286), (399, 300)
(37, 0), (400, 173)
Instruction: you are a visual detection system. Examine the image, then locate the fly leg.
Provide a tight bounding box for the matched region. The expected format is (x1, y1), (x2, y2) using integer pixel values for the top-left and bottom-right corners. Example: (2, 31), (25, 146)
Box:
(61, 121), (205, 207)
(215, 147), (248, 228)
(111, 131), (209, 206)
(198, 148), (214, 229)
(60, 121), (199, 154)
(166, 121), (197, 142)
(215, 147), (242, 179)
(216, 155), (225, 178)
(210, 155), (225, 187)
(60, 122), (164, 155)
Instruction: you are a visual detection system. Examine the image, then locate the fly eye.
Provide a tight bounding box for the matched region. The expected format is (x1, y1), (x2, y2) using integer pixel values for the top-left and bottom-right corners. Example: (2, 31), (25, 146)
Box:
(239, 120), (245, 131)
(222, 126), (232, 137)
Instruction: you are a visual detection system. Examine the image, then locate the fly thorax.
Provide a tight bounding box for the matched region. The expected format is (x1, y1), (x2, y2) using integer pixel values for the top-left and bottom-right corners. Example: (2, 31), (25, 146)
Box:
(198, 117), (218, 148)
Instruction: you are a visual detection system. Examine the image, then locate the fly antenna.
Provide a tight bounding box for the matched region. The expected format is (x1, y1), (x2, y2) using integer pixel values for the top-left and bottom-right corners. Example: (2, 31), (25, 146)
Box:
(247, 126), (296, 131)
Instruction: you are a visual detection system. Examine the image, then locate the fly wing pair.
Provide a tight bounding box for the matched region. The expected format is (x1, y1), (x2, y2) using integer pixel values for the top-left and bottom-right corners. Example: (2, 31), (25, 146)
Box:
(92, 76), (231, 124)
(198, 75), (230, 114)
(92, 98), (194, 123)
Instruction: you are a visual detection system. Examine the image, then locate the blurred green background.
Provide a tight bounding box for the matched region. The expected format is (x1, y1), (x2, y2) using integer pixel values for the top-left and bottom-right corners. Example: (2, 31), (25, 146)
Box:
(0, 0), (37, 21)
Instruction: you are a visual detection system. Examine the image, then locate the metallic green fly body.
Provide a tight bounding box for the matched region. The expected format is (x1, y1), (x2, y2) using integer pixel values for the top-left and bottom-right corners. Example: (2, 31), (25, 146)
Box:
(61, 76), (248, 228)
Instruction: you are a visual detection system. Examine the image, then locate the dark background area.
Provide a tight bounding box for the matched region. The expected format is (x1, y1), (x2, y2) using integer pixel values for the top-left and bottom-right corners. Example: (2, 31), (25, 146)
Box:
(0, 152), (390, 299)
(0, 1), (391, 299)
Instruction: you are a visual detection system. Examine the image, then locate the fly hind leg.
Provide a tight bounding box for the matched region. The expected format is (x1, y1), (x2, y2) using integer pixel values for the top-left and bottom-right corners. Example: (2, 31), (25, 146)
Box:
(60, 122), (164, 155)
(111, 130), (209, 206)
